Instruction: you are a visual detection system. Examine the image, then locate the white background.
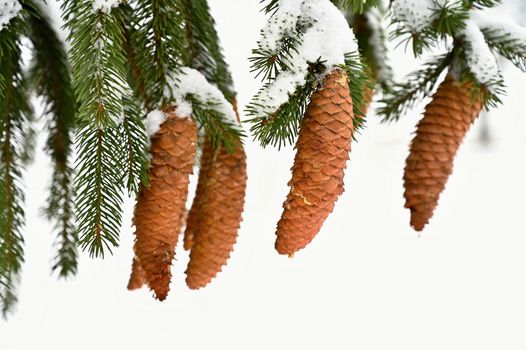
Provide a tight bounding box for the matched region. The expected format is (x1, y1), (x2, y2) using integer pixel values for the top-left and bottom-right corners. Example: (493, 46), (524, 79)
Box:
(1, 1), (526, 349)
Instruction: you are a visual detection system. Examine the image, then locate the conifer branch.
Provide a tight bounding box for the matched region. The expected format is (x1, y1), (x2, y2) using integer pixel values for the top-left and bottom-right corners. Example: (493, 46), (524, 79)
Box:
(181, 0), (236, 103)
(65, 1), (145, 257)
(75, 126), (124, 258)
(332, 0), (380, 14)
(378, 53), (453, 122)
(119, 97), (149, 195)
(129, 0), (187, 106)
(0, 22), (32, 317)
(480, 26), (526, 72)
(26, 1), (78, 278)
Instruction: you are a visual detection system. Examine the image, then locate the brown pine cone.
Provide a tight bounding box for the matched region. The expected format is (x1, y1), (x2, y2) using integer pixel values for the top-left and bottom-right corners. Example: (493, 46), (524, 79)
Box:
(275, 69), (354, 255)
(185, 142), (247, 289)
(127, 256), (147, 290)
(129, 110), (197, 300)
(183, 138), (214, 251)
(404, 76), (483, 231)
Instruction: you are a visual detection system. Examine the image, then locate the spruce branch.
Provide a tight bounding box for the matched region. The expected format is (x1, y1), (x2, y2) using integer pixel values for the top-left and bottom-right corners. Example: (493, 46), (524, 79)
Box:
(182, 0), (236, 103)
(74, 126), (125, 258)
(65, 1), (143, 257)
(247, 73), (315, 149)
(0, 23), (32, 317)
(480, 26), (526, 72)
(378, 53), (453, 122)
(332, 0), (380, 14)
(128, 0), (187, 106)
(118, 97), (149, 195)
(26, 1), (78, 278)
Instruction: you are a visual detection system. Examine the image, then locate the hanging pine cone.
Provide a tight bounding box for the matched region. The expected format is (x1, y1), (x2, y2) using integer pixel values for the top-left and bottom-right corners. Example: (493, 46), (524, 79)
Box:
(184, 138), (214, 251)
(275, 68), (354, 255)
(185, 141), (247, 289)
(128, 110), (197, 300)
(404, 75), (483, 231)
(127, 256), (147, 290)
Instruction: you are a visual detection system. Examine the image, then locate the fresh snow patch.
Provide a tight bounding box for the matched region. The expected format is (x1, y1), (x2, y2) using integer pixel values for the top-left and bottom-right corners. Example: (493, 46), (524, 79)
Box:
(459, 19), (502, 91)
(254, 0), (358, 117)
(392, 0), (463, 32)
(472, 11), (526, 46)
(167, 67), (237, 122)
(92, 0), (121, 13)
(145, 109), (166, 138)
(365, 7), (392, 83)
(0, 0), (21, 30)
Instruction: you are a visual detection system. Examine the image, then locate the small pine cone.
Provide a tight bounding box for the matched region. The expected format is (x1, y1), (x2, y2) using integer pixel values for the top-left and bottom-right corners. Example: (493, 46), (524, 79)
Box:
(185, 142), (247, 289)
(127, 256), (147, 290)
(404, 76), (483, 231)
(183, 138), (214, 251)
(275, 69), (354, 255)
(131, 111), (197, 300)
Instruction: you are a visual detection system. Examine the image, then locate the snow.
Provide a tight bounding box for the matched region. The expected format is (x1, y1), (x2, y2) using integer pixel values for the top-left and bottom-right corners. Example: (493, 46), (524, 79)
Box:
(145, 109), (166, 138)
(459, 19), (502, 91)
(253, 0), (358, 117)
(365, 7), (392, 83)
(0, 0), (21, 31)
(392, 0), (463, 32)
(472, 11), (526, 45)
(167, 67), (237, 122)
(92, 0), (121, 13)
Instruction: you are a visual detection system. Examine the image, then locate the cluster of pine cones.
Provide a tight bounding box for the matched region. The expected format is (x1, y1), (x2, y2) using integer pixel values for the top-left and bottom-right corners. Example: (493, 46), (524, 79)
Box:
(129, 69), (483, 301)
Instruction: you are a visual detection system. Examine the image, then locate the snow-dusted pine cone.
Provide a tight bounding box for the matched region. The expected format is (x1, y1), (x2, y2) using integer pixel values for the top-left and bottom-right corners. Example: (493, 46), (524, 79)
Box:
(404, 75), (483, 231)
(129, 110), (197, 300)
(185, 142), (247, 289)
(275, 69), (354, 255)
(184, 138), (214, 251)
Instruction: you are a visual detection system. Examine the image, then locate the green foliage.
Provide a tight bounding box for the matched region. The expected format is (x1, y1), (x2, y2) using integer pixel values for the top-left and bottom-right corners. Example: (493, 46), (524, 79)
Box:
(468, 0), (501, 9)
(390, 0), (467, 56)
(378, 53), (453, 122)
(66, 2), (130, 128)
(248, 75), (315, 148)
(119, 97), (149, 195)
(128, 0), (187, 107)
(26, 1), (78, 278)
(182, 0), (236, 103)
(341, 52), (372, 130)
(74, 126), (125, 258)
(0, 20), (33, 317)
(349, 8), (393, 92)
(481, 26), (526, 73)
(332, 0), (380, 14)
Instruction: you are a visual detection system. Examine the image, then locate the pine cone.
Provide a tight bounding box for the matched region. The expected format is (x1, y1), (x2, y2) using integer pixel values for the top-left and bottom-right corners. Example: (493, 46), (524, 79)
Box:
(130, 110), (197, 300)
(127, 256), (147, 290)
(184, 138), (214, 251)
(275, 69), (354, 255)
(404, 76), (483, 231)
(185, 142), (247, 289)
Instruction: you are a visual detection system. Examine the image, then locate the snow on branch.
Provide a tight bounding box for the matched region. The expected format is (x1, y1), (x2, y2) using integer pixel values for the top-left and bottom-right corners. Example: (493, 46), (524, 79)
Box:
(92, 0), (122, 13)
(0, 0), (21, 30)
(253, 0), (359, 117)
(473, 11), (526, 45)
(392, 0), (463, 32)
(146, 68), (238, 138)
(458, 19), (502, 91)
